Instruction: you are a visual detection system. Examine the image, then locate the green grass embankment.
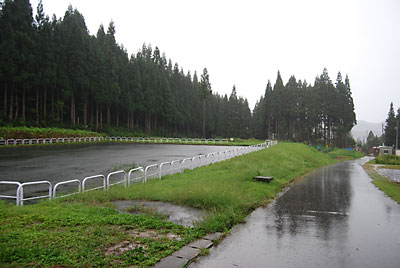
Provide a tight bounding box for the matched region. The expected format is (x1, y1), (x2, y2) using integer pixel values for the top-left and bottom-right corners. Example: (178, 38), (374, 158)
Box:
(362, 154), (400, 204)
(363, 162), (400, 204)
(0, 126), (104, 139)
(0, 143), (361, 267)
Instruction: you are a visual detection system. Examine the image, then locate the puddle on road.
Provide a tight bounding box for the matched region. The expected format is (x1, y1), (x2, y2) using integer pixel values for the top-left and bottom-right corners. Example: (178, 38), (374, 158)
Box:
(112, 200), (205, 227)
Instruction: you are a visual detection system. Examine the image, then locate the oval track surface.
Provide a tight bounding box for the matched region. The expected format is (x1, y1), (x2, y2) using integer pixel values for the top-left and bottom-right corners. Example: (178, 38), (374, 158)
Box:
(0, 143), (237, 184)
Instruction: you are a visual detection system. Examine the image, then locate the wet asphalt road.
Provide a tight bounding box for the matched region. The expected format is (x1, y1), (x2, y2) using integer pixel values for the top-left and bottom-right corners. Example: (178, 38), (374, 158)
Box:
(0, 143), (236, 195)
(190, 158), (400, 268)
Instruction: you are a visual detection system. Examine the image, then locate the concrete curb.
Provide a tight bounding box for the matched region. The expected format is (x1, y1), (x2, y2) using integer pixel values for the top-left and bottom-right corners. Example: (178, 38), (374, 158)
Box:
(151, 232), (223, 268)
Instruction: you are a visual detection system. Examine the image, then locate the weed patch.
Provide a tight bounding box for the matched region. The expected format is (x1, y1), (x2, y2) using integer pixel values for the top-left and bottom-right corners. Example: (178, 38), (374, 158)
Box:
(375, 154), (400, 165)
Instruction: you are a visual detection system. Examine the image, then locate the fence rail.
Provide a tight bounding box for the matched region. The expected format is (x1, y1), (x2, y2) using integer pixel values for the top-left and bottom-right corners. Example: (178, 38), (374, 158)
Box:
(128, 167), (145, 186)
(107, 170), (127, 190)
(53, 179), (81, 199)
(0, 140), (276, 206)
(0, 136), (230, 147)
(18, 181), (52, 206)
(82, 175), (106, 192)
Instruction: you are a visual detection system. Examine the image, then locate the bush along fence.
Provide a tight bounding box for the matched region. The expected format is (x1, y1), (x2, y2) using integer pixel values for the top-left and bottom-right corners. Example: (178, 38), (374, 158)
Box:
(0, 140), (277, 206)
(0, 136), (229, 146)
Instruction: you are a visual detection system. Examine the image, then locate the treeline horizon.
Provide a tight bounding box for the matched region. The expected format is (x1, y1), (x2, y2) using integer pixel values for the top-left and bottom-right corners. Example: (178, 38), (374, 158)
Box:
(253, 69), (356, 147)
(0, 0), (356, 146)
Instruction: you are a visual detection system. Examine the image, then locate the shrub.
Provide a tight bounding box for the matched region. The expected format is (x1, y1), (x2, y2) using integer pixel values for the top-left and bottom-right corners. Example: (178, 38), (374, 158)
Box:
(375, 154), (400, 165)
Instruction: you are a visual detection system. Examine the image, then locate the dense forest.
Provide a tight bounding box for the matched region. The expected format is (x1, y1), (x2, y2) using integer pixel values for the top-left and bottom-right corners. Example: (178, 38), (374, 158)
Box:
(0, 0), (356, 146)
(383, 102), (400, 148)
(0, 0), (252, 138)
(253, 69), (356, 147)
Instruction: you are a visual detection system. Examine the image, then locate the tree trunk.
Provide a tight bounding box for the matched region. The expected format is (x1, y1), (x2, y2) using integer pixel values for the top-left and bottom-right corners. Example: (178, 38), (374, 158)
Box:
(90, 102), (93, 126)
(96, 104), (99, 131)
(3, 81), (7, 119)
(145, 113), (151, 134)
(100, 109), (103, 131)
(71, 92), (75, 127)
(14, 89), (18, 120)
(61, 100), (64, 123)
(131, 112), (135, 131)
(116, 111), (119, 127)
(22, 88), (25, 122)
(56, 96), (60, 121)
(83, 101), (87, 126)
(202, 98), (206, 138)
(8, 88), (13, 121)
(36, 88), (39, 124)
(43, 88), (47, 121)
(51, 91), (55, 121)
(127, 113), (130, 129)
(107, 105), (110, 128)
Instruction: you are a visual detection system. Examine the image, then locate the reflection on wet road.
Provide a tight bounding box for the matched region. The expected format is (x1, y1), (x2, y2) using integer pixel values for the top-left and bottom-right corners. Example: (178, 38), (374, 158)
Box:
(190, 158), (400, 268)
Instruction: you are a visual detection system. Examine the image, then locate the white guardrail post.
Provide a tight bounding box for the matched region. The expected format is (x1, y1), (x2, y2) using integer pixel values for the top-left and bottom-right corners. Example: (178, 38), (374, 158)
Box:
(82, 175), (106, 192)
(181, 158), (192, 173)
(206, 153), (213, 165)
(144, 164), (159, 182)
(0, 181), (21, 206)
(128, 167), (145, 185)
(159, 162), (171, 179)
(171, 160), (181, 175)
(17, 181), (52, 206)
(106, 170), (127, 190)
(53, 179), (81, 199)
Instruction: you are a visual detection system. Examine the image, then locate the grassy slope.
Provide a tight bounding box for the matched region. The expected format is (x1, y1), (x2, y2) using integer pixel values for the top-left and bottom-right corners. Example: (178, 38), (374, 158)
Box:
(0, 126), (103, 139)
(0, 143), (361, 267)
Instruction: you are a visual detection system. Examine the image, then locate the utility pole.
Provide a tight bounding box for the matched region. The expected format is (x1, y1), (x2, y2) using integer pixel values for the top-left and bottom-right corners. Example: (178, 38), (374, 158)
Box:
(396, 119), (399, 153)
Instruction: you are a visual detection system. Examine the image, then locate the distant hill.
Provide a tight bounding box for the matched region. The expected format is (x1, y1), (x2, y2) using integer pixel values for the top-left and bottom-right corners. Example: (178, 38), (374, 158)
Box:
(351, 120), (384, 143)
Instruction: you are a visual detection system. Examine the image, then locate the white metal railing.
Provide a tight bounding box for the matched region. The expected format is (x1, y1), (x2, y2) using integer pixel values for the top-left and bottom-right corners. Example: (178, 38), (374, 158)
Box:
(0, 136), (240, 147)
(192, 156), (202, 169)
(144, 164), (159, 182)
(206, 153), (213, 165)
(18, 181), (52, 206)
(128, 167), (145, 185)
(199, 155), (207, 166)
(159, 162), (172, 179)
(82, 175), (106, 192)
(53, 179), (81, 199)
(181, 158), (192, 173)
(0, 140), (276, 206)
(170, 160), (181, 174)
(106, 170), (127, 190)
(0, 181), (21, 206)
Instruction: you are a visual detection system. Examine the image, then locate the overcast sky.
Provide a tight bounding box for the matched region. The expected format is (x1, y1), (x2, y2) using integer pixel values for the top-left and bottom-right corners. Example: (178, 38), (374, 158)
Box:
(31, 0), (400, 124)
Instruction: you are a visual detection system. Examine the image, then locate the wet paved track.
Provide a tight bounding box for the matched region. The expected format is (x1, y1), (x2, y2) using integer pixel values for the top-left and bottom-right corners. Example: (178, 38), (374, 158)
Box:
(190, 158), (400, 268)
(0, 143), (236, 192)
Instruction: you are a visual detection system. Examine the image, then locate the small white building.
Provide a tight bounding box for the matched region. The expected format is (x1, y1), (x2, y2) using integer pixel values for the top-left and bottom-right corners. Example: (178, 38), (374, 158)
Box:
(378, 146), (394, 156)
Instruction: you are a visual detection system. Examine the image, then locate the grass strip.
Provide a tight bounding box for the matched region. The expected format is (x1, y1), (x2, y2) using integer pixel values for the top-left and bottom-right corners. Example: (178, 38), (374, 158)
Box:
(0, 143), (361, 267)
(363, 164), (400, 204)
(0, 126), (103, 139)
